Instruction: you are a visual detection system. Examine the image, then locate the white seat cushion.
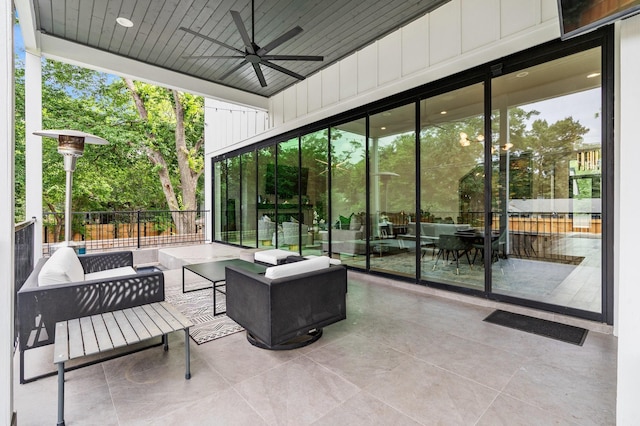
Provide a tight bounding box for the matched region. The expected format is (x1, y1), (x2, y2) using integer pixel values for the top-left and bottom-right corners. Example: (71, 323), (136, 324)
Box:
(254, 249), (297, 265)
(38, 246), (85, 286)
(85, 266), (137, 281)
(304, 255), (342, 265)
(264, 256), (330, 279)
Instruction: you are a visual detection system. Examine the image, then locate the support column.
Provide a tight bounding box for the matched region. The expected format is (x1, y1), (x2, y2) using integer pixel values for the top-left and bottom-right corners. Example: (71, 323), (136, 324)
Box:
(617, 14), (640, 425)
(0, 1), (16, 425)
(25, 51), (42, 261)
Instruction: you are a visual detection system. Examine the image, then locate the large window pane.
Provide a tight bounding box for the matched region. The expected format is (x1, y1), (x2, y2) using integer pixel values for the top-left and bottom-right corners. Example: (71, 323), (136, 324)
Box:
(330, 119), (367, 266)
(491, 48), (602, 313)
(369, 104), (416, 277)
(420, 83), (485, 288)
(214, 160), (224, 242)
(225, 156), (241, 244)
(276, 138), (301, 251)
(257, 146), (276, 248)
(240, 151), (257, 247)
(301, 130), (328, 256)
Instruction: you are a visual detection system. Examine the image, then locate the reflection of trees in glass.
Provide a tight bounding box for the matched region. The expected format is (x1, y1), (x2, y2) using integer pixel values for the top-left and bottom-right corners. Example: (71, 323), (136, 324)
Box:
(507, 112), (590, 200)
(330, 129), (366, 217)
(301, 130), (329, 224)
(421, 116), (484, 216)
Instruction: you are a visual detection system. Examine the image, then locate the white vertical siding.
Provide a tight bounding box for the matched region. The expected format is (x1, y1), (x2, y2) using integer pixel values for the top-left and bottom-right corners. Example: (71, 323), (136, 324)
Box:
(245, 0), (559, 151)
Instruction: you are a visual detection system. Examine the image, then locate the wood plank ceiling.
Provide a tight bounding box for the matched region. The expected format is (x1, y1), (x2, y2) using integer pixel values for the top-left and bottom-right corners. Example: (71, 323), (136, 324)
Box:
(33, 0), (450, 97)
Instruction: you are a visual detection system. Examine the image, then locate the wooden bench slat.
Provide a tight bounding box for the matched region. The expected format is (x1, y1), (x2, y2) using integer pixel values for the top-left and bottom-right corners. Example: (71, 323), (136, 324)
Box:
(140, 304), (174, 334)
(101, 312), (127, 348)
(80, 317), (100, 356)
(54, 322), (69, 364)
(158, 302), (194, 329)
(132, 306), (164, 337)
(112, 310), (138, 344)
(122, 308), (152, 341)
(67, 319), (85, 359)
(90, 315), (115, 352)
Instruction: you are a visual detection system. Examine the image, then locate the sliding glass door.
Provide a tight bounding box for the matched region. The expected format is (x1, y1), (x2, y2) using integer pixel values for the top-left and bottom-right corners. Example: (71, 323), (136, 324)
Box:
(490, 48), (603, 314)
(419, 83), (485, 288)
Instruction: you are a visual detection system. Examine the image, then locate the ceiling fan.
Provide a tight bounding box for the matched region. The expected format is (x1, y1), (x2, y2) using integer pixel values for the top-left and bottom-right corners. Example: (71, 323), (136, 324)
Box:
(180, 0), (323, 87)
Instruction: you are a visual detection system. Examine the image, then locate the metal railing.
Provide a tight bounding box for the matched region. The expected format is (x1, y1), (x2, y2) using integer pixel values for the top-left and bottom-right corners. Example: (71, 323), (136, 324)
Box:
(42, 209), (209, 255)
(386, 210), (602, 264)
(15, 219), (35, 349)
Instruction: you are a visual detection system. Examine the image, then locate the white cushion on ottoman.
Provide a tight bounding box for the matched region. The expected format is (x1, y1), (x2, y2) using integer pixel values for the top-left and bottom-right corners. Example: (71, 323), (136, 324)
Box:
(254, 249), (297, 265)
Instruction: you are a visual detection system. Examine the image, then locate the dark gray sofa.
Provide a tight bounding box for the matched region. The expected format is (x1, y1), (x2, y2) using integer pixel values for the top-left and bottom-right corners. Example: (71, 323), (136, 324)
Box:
(17, 250), (165, 383)
(225, 260), (347, 350)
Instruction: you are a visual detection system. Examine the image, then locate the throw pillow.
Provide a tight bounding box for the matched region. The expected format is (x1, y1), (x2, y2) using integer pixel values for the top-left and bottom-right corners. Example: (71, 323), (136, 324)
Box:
(38, 246), (85, 286)
(339, 214), (352, 229)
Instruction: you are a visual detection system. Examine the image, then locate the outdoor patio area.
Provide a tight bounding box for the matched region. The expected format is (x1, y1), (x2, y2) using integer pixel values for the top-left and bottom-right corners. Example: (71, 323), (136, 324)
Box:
(13, 244), (616, 425)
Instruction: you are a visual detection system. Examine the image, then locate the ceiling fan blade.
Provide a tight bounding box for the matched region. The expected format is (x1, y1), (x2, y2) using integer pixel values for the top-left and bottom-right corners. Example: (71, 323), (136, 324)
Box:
(220, 59), (248, 81)
(261, 60), (305, 81)
(262, 55), (324, 61)
(179, 27), (245, 55)
(252, 63), (267, 87)
(256, 26), (303, 55)
(230, 10), (255, 54)
(182, 55), (245, 59)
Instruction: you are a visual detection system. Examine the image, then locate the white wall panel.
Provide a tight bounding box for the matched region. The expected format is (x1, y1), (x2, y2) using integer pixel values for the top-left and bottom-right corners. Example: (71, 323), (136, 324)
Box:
(307, 72), (323, 113)
(378, 31), (402, 85)
(339, 54), (358, 99)
(541, 0), (559, 22)
(617, 13), (640, 425)
(461, 0), (500, 52)
(429, 0), (461, 65)
(357, 43), (378, 93)
(501, 0), (541, 37)
(322, 65), (340, 107)
(283, 86), (297, 122)
(270, 92), (284, 127)
(402, 15), (429, 76)
(296, 81), (308, 117)
(218, 0), (560, 155)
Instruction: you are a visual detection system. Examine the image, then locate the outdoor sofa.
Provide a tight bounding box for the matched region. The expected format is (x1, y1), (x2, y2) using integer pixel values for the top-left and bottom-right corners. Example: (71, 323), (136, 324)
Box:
(17, 247), (165, 383)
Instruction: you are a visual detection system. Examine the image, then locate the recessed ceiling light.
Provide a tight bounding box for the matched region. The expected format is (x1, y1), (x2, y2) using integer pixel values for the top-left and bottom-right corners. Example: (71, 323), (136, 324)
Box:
(116, 17), (134, 28)
(587, 72), (601, 78)
(516, 72), (529, 78)
(440, 111), (447, 115)
(380, 126), (386, 130)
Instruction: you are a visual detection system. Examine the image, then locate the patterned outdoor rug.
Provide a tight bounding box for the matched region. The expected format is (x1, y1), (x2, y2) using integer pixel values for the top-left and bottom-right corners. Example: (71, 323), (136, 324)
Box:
(165, 285), (244, 344)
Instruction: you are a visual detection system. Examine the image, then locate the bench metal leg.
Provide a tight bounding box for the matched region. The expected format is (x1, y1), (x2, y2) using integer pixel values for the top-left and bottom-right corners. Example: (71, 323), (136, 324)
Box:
(57, 362), (65, 426)
(185, 328), (191, 379)
(163, 334), (168, 351)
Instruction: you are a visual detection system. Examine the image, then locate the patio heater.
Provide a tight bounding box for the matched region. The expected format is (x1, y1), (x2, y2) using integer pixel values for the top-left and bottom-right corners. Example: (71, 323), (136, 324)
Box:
(34, 130), (109, 248)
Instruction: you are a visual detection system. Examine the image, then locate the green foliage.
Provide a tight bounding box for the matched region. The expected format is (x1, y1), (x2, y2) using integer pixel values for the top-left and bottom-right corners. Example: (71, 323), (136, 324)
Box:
(14, 58), (205, 222)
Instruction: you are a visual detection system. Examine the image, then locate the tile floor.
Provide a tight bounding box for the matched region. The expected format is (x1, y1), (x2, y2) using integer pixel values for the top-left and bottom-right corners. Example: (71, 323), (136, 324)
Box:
(13, 247), (617, 425)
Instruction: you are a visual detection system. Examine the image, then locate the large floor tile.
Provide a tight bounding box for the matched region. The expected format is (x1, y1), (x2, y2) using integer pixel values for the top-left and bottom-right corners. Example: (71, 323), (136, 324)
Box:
(312, 391), (423, 426)
(364, 356), (499, 425)
(234, 356), (360, 425)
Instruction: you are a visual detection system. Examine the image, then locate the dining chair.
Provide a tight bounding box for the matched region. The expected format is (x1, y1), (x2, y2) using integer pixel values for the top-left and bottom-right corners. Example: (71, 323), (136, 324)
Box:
(432, 234), (472, 275)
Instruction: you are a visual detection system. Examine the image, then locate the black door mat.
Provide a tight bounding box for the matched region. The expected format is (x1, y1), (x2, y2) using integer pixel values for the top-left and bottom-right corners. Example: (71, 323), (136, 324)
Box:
(483, 310), (588, 346)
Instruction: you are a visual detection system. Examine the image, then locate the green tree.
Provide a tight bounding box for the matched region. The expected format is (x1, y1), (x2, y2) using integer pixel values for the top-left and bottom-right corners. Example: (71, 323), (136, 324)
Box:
(14, 58), (204, 234)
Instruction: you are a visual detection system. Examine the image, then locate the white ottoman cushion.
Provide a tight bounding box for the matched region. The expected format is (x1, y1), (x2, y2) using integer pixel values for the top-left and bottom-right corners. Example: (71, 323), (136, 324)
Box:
(264, 256), (330, 280)
(254, 249), (297, 265)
